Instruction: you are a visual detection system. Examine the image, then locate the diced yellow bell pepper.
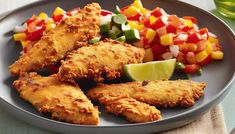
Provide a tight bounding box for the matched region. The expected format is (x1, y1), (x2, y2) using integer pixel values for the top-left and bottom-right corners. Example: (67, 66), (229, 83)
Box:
(144, 48), (154, 62)
(146, 29), (156, 43)
(46, 23), (56, 32)
(122, 6), (140, 17)
(141, 8), (150, 14)
(128, 21), (143, 31)
(20, 40), (29, 48)
(38, 12), (48, 20)
(132, 0), (148, 14)
(195, 50), (208, 63)
(13, 33), (26, 41)
(53, 7), (66, 16)
(160, 33), (173, 46)
(183, 19), (193, 27)
(212, 51), (224, 60)
(205, 41), (213, 54)
(132, 0), (143, 9)
(208, 36), (219, 44)
(149, 16), (157, 25)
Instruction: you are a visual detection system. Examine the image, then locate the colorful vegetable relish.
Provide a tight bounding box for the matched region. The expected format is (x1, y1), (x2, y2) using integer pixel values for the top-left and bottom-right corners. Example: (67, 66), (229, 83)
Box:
(13, 0), (223, 74)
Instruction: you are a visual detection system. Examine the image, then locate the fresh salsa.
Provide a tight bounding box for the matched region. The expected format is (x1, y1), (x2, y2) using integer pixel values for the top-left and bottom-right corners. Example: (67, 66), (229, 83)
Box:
(12, 0), (224, 74)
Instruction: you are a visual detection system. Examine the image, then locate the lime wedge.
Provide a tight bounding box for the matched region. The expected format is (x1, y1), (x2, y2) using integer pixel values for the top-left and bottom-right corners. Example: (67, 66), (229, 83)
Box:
(124, 59), (176, 81)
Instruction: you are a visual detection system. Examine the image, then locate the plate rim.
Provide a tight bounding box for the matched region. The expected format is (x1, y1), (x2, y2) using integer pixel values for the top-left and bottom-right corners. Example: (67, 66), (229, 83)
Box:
(0, 0), (235, 128)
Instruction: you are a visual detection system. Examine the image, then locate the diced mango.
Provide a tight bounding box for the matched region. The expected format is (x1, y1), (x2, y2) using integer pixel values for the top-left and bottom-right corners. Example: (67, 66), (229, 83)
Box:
(208, 36), (219, 44)
(195, 50), (208, 63)
(53, 7), (66, 16)
(160, 33), (173, 46)
(187, 43), (197, 52)
(156, 26), (167, 36)
(122, 6), (140, 17)
(146, 29), (156, 43)
(38, 12), (48, 20)
(183, 19), (193, 27)
(128, 21), (143, 30)
(212, 51), (224, 60)
(205, 41), (213, 54)
(144, 48), (154, 62)
(179, 43), (188, 52)
(13, 33), (26, 41)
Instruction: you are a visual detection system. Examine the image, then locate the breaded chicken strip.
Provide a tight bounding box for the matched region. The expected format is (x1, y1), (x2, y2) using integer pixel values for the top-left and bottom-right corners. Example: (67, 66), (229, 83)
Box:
(58, 39), (145, 82)
(87, 80), (206, 108)
(13, 73), (99, 125)
(99, 94), (161, 123)
(9, 3), (101, 75)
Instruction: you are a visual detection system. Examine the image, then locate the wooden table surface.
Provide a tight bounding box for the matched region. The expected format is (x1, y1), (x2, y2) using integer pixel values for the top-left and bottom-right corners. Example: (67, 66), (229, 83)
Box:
(0, 0), (235, 133)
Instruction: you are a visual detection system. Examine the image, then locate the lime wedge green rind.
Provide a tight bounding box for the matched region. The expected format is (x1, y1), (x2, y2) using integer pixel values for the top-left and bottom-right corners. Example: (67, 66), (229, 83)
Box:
(124, 59), (176, 81)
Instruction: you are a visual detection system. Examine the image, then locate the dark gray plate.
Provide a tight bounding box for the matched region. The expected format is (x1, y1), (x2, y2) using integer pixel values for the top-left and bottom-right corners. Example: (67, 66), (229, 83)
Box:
(0, 0), (235, 134)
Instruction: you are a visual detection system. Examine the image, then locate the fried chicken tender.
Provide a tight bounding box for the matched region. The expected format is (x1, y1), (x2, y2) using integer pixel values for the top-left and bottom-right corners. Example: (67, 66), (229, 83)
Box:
(13, 73), (99, 125)
(99, 94), (161, 123)
(58, 39), (145, 82)
(9, 3), (101, 75)
(87, 80), (206, 108)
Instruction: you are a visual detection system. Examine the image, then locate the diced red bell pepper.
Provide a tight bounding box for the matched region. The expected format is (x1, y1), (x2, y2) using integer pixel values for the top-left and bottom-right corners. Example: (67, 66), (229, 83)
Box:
(143, 37), (150, 48)
(52, 14), (65, 23)
(128, 12), (142, 21)
(100, 9), (112, 16)
(183, 64), (199, 74)
(142, 16), (151, 28)
(151, 7), (163, 18)
(187, 32), (203, 43)
(151, 44), (168, 57)
(181, 26), (194, 33)
(26, 16), (37, 25)
(26, 26), (45, 41)
(36, 20), (45, 27)
(197, 54), (212, 66)
(151, 16), (168, 30)
(199, 28), (209, 39)
(183, 16), (198, 24)
(166, 24), (177, 34)
(199, 28), (208, 35)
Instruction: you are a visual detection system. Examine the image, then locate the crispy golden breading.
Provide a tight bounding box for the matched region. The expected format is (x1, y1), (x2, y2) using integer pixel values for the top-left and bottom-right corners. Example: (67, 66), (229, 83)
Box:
(58, 39), (145, 82)
(87, 80), (206, 108)
(9, 3), (101, 75)
(99, 95), (161, 123)
(13, 73), (99, 125)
